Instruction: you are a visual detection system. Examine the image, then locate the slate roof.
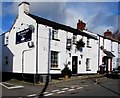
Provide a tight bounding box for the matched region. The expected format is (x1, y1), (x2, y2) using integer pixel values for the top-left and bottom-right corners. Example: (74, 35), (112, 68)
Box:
(28, 13), (98, 40)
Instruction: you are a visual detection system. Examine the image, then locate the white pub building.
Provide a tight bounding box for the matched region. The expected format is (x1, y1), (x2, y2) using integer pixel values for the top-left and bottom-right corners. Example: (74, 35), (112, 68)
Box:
(0, 1), (120, 82)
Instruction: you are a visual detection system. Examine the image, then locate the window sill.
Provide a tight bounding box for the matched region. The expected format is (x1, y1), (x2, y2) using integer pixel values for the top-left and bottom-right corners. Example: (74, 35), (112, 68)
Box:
(52, 38), (60, 41)
(50, 68), (61, 70)
(86, 69), (91, 71)
(87, 46), (92, 48)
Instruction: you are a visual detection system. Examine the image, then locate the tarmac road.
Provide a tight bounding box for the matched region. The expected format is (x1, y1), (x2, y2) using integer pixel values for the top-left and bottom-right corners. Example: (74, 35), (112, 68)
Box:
(1, 75), (120, 97)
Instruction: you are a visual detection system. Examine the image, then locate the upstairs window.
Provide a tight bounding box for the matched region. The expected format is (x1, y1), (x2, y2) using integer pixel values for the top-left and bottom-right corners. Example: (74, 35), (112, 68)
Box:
(52, 29), (59, 41)
(51, 51), (59, 68)
(66, 39), (72, 50)
(87, 38), (91, 48)
(4, 36), (9, 45)
(73, 35), (77, 44)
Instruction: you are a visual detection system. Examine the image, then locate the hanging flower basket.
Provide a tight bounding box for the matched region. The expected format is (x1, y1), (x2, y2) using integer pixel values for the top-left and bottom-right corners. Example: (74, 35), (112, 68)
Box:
(76, 39), (85, 50)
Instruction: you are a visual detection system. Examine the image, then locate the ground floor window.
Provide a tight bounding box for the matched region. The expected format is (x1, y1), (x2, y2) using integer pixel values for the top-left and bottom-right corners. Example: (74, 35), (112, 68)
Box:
(86, 58), (91, 71)
(51, 51), (59, 68)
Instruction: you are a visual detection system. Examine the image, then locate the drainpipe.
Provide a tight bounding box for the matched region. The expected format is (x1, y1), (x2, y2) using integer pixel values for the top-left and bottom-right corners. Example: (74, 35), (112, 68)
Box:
(36, 23), (38, 74)
(48, 28), (51, 76)
(35, 23), (38, 84)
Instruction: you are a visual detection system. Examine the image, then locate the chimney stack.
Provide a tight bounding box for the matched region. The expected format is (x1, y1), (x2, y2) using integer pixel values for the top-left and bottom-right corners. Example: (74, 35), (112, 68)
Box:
(104, 29), (112, 38)
(77, 20), (86, 31)
(18, 1), (30, 16)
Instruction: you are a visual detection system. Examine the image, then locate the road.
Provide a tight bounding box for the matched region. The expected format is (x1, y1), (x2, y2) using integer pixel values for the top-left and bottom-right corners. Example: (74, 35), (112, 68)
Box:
(1, 76), (120, 97)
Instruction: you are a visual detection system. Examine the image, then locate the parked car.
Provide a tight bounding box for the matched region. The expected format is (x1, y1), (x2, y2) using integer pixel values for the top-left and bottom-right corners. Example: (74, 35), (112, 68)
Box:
(109, 66), (120, 78)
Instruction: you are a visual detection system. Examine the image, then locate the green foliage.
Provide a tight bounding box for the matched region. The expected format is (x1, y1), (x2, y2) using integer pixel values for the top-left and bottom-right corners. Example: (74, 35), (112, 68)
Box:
(76, 39), (85, 50)
(61, 64), (72, 78)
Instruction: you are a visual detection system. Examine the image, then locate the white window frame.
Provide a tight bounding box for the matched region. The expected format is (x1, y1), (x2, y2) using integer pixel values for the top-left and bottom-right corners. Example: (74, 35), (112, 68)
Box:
(73, 35), (77, 44)
(51, 51), (59, 68)
(52, 29), (59, 41)
(4, 36), (9, 45)
(66, 39), (72, 50)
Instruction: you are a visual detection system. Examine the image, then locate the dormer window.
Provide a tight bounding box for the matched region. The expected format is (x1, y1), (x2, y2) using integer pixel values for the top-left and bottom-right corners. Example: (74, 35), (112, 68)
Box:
(52, 29), (60, 41)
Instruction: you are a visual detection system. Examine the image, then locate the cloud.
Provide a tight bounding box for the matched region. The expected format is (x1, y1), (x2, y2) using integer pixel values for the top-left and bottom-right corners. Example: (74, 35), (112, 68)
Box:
(1, 2), (118, 35)
(87, 11), (118, 34)
(30, 2), (67, 23)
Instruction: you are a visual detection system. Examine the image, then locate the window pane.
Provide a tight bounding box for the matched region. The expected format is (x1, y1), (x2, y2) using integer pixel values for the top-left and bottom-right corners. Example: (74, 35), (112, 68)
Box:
(51, 51), (58, 68)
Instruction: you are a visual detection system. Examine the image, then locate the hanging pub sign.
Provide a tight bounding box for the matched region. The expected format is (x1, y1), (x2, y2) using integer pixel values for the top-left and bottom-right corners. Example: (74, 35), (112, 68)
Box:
(16, 28), (32, 44)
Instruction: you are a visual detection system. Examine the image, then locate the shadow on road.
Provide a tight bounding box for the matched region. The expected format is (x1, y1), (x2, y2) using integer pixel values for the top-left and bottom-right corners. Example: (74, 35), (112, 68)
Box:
(87, 75), (120, 96)
(38, 75), (50, 98)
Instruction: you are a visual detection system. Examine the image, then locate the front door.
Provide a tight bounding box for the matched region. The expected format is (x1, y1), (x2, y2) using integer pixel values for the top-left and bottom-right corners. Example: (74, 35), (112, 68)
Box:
(72, 56), (78, 74)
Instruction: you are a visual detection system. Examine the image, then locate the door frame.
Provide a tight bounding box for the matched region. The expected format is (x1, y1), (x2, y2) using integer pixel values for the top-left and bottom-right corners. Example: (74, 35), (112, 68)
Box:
(72, 56), (78, 74)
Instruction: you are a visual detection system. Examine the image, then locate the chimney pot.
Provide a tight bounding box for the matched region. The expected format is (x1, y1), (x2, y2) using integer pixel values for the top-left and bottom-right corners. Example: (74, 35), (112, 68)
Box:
(104, 29), (112, 38)
(77, 19), (86, 31)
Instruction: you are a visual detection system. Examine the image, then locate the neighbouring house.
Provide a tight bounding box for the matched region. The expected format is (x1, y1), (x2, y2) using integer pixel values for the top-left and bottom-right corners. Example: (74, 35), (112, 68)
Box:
(98, 30), (120, 74)
(1, 1), (99, 82)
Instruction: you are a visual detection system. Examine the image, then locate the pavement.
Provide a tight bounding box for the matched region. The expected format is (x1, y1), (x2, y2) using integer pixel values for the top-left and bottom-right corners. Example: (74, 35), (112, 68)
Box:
(47, 74), (104, 85)
(4, 74), (104, 86)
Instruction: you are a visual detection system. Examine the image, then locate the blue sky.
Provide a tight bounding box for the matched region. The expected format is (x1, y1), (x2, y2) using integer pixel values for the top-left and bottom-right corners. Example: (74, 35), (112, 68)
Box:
(1, 0), (119, 35)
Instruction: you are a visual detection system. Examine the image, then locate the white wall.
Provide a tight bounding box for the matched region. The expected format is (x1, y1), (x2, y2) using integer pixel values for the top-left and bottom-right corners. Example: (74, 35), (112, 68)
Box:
(2, 13), (37, 74)
(99, 37), (104, 67)
(66, 31), (98, 74)
(104, 39), (111, 51)
(38, 25), (67, 74)
(112, 41), (118, 69)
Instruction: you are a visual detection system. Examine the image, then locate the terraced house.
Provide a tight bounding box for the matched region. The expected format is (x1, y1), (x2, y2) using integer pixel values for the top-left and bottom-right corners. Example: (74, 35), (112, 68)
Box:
(0, 1), (120, 82)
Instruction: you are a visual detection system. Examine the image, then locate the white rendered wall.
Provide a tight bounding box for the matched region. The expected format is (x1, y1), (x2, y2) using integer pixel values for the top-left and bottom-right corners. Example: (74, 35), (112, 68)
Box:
(112, 41), (118, 69)
(3, 13), (37, 74)
(66, 31), (98, 74)
(37, 25), (67, 74)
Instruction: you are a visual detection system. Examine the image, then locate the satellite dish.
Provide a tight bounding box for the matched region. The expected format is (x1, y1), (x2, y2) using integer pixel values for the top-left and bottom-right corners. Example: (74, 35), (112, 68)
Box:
(29, 25), (35, 32)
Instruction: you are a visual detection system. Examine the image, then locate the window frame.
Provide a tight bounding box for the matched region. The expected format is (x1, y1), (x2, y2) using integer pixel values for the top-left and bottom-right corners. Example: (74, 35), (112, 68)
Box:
(87, 38), (91, 48)
(66, 39), (72, 50)
(73, 35), (77, 44)
(86, 58), (91, 71)
(4, 35), (9, 46)
(52, 29), (60, 41)
(51, 51), (59, 69)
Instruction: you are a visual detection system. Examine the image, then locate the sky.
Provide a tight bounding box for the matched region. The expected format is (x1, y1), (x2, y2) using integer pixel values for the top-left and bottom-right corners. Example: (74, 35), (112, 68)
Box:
(0, 0), (119, 35)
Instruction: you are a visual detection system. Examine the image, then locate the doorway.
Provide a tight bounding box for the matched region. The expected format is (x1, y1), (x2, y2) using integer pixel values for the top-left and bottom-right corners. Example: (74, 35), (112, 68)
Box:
(72, 56), (78, 74)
